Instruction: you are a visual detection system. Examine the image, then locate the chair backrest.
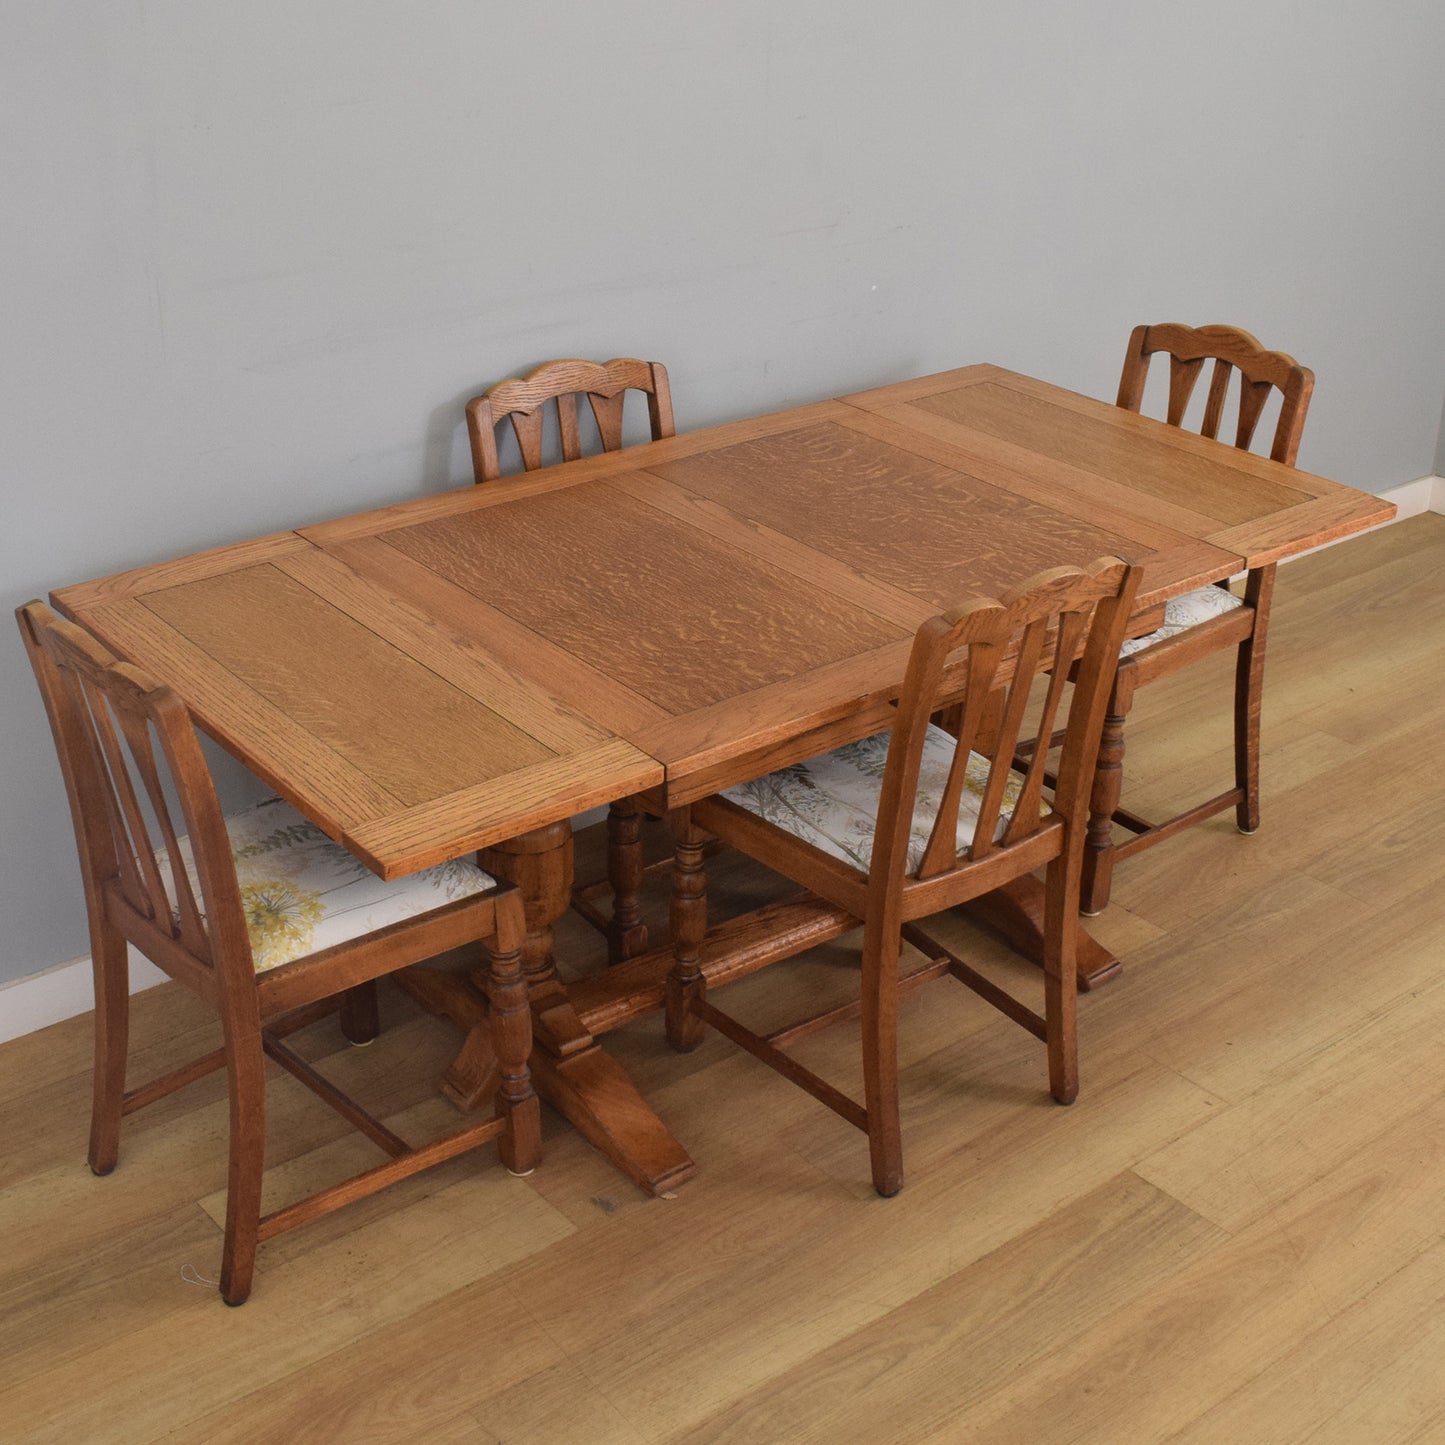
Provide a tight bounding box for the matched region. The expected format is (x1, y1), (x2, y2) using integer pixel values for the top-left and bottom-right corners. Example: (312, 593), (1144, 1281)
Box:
(465, 357), (674, 483)
(1116, 323), (1314, 466)
(17, 602), (254, 993)
(868, 558), (1139, 897)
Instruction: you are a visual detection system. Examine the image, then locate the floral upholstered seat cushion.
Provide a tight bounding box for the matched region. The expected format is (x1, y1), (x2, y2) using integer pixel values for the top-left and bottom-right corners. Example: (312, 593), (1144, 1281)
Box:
(721, 723), (1039, 876)
(1120, 584), (1244, 658)
(157, 796), (497, 973)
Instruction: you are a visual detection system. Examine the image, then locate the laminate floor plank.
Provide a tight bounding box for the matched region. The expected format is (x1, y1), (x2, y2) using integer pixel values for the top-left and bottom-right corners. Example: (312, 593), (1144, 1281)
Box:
(0, 1012), (470, 1309)
(1166, 1235), (1445, 1444)
(1080, 871), (1437, 1106)
(917, 1085), (1445, 1445)
(467, 1357), (654, 1445)
(1106, 711), (1442, 937)
(173, 1275), (568, 1445)
(491, 1051), (1219, 1438)
(0, 1169), (573, 1443)
(669, 1172), (1225, 1445)
(1132, 950), (1445, 1233)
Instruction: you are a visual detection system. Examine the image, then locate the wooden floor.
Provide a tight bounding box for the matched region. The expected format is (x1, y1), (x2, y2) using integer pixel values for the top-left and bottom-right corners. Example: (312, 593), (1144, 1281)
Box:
(4, 514), (1444, 1444)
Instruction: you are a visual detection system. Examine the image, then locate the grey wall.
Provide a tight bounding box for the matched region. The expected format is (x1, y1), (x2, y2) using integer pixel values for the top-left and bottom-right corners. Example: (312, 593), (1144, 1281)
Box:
(4, 1), (1445, 988)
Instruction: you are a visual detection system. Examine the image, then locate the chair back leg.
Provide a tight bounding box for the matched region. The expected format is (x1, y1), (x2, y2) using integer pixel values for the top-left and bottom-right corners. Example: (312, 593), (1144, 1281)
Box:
(87, 917), (130, 1177)
(339, 981), (379, 1046)
(1234, 564), (1276, 834)
(861, 913), (904, 1197)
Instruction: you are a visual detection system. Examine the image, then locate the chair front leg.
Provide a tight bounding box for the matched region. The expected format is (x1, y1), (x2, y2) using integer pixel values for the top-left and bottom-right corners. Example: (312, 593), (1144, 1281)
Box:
(219, 1023), (267, 1307)
(86, 915), (130, 1177)
(485, 896), (541, 1176)
(860, 911), (904, 1197)
(664, 807), (708, 1053)
(1042, 852), (1080, 1104)
(1079, 667), (1136, 916)
(1234, 564), (1276, 835)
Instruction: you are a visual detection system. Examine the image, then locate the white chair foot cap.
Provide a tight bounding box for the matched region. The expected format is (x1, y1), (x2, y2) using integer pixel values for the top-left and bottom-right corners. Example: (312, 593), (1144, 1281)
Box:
(506, 1166), (537, 1178)
(347, 1037), (375, 1047)
(1237, 825), (1259, 836)
(1079, 906), (1105, 918)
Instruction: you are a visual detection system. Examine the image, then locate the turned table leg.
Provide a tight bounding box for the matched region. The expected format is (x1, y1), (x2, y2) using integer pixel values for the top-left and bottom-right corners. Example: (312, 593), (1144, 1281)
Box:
(484, 907), (541, 1176)
(482, 822), (591, 1055)
(1079, 669), (1135, 918)
(400, 819), (695, 1197)
(604, 798), (650, 963)
(664, 807), (709, 1053)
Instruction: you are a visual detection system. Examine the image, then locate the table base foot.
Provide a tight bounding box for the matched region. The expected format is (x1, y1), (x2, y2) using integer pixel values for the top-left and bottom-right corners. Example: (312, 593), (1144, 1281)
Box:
(393, 962), (693, 1195)
(960, 876), (1121, 992)
(531, 1048), (695, 1197)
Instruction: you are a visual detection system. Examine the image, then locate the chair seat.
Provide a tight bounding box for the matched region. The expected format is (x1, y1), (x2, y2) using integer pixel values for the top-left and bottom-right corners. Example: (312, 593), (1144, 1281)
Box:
(721, 723), (1036, 875)
(1119, 584), (1244, 658)
(159, 796), (497, 972)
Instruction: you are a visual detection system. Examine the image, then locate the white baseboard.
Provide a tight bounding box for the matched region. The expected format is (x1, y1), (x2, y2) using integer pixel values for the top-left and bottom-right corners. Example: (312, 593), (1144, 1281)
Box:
(1367, 474), (1441, 524)
(3, 477), (1441, 1046)
(1272, 473), (1439, 568)
(0, 949), (168, 1046)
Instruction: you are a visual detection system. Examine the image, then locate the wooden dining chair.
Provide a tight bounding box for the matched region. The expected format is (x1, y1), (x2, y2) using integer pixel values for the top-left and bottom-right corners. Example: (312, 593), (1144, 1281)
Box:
(466, 356), (676, 963)
(465, 357), (674, 484)
(663, 558), (1139, 1196)
(17, 602), (540, 1306)
(1076, 323), (1314, 914)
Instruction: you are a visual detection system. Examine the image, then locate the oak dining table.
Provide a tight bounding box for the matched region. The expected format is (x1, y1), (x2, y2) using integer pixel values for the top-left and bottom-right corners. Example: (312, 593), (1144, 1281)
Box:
(51, 363), (1395, 1196)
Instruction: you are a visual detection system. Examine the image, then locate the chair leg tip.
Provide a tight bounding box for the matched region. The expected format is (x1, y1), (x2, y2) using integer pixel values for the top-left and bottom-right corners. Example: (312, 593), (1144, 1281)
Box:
(346, 1037), (376, 1048)
(505, 1166), (537, 1179)
(1237, 824), (1259, 836)
(1078, 906), (1105, 918)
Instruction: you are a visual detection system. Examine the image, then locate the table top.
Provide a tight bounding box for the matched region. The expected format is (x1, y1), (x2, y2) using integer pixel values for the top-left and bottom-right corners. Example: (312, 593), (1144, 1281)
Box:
(53, 364), (1393, 877)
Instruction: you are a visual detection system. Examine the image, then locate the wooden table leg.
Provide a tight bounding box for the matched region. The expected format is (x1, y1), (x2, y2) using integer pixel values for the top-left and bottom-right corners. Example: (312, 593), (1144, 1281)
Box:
(603, 798), (649, 963)
(961, 877), (1122, 992)
(398, 820), (695, 1197)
